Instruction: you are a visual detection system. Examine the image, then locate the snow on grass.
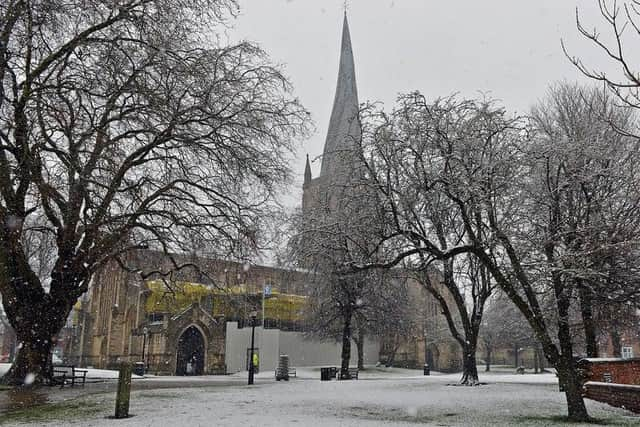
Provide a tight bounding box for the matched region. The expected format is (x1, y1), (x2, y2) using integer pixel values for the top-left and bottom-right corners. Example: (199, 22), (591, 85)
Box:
(82, 368), (143, 380)
(4, 371), (636, 426)
(0, 364), (142, 380)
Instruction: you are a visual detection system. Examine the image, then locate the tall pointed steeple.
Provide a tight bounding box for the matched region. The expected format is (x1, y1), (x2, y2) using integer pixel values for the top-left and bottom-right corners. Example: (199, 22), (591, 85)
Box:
(303, 154), (312, 186)
(320, 13), (360, 178)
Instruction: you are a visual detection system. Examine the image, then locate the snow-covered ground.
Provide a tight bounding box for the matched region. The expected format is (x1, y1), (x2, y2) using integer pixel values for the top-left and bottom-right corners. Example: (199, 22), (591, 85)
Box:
(2, 367), (637, 426)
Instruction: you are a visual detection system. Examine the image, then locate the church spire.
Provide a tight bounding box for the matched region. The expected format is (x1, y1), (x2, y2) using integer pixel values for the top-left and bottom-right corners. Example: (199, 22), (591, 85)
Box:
(303, 154), (312, 186)
(319, 12), (360, 178)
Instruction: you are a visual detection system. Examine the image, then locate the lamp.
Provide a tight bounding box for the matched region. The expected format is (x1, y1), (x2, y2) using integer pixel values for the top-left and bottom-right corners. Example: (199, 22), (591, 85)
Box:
(248, 310), (257, 385)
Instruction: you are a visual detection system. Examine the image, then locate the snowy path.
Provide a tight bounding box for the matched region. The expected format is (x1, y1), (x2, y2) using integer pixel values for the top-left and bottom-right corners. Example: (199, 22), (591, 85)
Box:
(3, 370), (637, 426)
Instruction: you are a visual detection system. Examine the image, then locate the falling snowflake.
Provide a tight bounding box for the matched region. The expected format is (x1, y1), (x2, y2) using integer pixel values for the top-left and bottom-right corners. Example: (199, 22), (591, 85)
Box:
(24, 373), (36, 385)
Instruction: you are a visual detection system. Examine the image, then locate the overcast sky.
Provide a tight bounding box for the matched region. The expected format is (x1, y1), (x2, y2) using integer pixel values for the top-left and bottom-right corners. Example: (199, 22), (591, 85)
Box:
(228, 0), (623, 203)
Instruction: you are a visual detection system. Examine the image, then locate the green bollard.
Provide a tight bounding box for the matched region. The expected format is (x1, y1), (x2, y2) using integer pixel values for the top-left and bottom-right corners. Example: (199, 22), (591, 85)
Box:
(115, 362), (133, 419)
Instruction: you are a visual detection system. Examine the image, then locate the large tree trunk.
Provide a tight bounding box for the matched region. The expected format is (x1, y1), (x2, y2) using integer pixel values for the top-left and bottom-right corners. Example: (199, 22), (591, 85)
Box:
(578, 284), (598, 358)
(556, 356), (589, 422)
(459, 344), (480, 385)
(2, 333), (54, 385)
(538, 346), (546, 372)
(385, 338), (399, 368)
(485, 345), (491, 372)
(340, 309), (353, 379)
(1, 295), (73, 386)
(355, 329), (364, 370)
(555, 284), (590, 422)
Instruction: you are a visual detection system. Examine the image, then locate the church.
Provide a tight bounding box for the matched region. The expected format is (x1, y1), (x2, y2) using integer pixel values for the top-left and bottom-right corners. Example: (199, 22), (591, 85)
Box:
(53, 13), (461, 375)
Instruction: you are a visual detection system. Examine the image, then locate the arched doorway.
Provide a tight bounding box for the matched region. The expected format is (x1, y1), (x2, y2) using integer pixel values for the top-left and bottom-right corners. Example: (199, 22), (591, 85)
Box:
(176, 326), (205, 376)
(426, 344), (440, 371)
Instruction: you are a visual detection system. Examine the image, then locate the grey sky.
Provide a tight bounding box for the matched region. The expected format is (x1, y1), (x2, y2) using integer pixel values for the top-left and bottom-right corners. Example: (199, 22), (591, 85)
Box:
(229, 1), (620, 202)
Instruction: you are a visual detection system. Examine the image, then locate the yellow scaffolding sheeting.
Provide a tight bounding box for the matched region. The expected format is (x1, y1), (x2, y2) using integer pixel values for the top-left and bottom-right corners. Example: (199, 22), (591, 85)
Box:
(143, 280), (307, 323)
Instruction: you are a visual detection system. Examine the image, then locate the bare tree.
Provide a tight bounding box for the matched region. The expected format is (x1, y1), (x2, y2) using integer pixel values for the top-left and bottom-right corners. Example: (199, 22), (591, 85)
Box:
(291, 183), (388, 377)
(289, 128), (395, 376)
(0, 0), (309, 385)
(480, 292), (540, 372)
(359, 91), (640, 421)
(358, 96), (504, 385)
(413, 253), (495, 385)
(566, 0), (640, 117)
(530, 82), (640, 358)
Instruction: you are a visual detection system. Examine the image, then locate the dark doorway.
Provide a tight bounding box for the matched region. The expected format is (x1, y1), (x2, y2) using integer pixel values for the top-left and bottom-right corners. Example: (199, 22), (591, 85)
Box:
(176, 326), (205, 376)
(426, 344), (439, 371)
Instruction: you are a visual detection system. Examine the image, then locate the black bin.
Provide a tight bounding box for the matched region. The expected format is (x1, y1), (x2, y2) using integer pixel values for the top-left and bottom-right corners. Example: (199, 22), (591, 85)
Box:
(423, 364), (430, 376)
(321, 367), (332, 381)
(134, 362), (145, 376)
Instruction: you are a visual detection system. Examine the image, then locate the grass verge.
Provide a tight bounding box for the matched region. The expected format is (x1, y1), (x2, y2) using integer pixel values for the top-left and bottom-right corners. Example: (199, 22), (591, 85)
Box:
(0, 398), (107, 425)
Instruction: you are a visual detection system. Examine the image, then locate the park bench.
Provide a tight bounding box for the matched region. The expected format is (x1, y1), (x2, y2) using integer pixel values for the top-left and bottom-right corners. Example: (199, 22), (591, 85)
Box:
(337, 367), (358, 380)
(51, 365), (88, 388)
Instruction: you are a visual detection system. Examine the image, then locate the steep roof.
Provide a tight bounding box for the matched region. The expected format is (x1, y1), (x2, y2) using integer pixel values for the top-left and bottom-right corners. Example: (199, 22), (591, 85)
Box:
(303, 154), (312, 186)
(320, 13), (360, 178)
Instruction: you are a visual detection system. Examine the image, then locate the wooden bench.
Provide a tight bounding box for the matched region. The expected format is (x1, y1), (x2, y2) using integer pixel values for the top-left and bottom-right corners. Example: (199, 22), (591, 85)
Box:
(51, 365), (88, 388)
(338, 367), (359, 380)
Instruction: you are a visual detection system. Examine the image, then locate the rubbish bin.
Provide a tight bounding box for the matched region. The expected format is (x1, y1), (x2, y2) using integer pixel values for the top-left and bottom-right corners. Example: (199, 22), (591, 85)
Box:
(276, 354), (289, 381)
(329, 367), (338, 379)
(423, 364), (430, 376)
(321, 367), (331, 381)
(134, 362), (145, 376)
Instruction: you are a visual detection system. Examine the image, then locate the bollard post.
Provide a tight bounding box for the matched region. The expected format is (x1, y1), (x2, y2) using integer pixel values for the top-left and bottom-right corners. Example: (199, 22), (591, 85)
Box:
(115, 362), (133, 419)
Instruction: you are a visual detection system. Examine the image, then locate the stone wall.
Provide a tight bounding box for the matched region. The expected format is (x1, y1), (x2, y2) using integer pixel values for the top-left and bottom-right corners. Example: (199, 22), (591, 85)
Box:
(579, 358), (640, 414)
(583, 382), (640, 413)
(578, 358), (640, 385)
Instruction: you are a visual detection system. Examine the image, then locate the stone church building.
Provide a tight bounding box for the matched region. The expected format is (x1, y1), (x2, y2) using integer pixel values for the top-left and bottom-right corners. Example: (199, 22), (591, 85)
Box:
(60, 13), (462, 375)
(73, 251), (310, 374)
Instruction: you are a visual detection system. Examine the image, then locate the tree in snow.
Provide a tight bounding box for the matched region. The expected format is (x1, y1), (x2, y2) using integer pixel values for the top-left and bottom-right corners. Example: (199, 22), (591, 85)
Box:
(358, 97), (504, 385)
(364, 272), (418, 369)
(567, 0), (640, 117)
(0, 0), (309, 385)
(358, 90), (640, 421)
(480, 292), (542, 372)
(413, 254), (496, 385)
(530, 82), (640, 359)
(290, 181), (392, 377)
(289, 130), (397, 377)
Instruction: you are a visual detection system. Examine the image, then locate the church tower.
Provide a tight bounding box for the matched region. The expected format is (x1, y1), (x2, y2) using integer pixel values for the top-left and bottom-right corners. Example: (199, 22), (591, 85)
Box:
(302, 12), (361, 212)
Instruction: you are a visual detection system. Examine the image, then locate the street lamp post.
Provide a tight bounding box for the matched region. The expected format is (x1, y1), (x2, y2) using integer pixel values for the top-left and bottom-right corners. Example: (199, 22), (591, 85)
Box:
(248, 311), (257, 385)
(142, 327), (149, 373)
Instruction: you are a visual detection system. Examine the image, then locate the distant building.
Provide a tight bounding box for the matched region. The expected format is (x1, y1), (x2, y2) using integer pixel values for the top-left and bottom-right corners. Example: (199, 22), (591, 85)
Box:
(597, 307), (640, 360)
(72, 251), (312, 374)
